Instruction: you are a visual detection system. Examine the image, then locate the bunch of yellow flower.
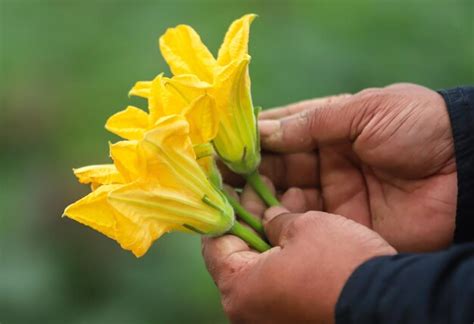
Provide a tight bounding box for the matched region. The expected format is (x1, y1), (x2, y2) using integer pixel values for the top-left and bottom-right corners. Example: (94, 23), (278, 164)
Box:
(64, 14), (275, 257)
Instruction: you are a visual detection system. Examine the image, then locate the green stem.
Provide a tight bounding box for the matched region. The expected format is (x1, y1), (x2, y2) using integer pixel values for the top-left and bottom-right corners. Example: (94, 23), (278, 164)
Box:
(245, 170), (279, 207)
(228, 221), (271, 252)
(222, 191), (265, 237)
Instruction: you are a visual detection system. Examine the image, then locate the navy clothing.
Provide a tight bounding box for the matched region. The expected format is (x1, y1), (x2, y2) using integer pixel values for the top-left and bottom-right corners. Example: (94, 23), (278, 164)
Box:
(336, 86), (474, 324)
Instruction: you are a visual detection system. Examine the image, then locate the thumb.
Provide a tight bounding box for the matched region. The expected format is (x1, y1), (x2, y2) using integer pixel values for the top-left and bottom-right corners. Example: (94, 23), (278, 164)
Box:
(259, 94), (365, 153)
(262, 206), (297, 246)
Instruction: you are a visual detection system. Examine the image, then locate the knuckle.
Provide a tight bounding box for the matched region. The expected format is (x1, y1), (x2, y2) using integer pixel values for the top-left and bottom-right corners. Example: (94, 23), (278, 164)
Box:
(357, 87), (382, 98)
(284, 212), (317, 238)
(355, 87), (387, 107)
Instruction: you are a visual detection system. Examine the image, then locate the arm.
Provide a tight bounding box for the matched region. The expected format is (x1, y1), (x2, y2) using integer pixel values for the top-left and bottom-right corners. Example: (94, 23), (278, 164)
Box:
(438, 86), (474, 243)
(336, 244), (474, 324)
(336, 86), (474, 324)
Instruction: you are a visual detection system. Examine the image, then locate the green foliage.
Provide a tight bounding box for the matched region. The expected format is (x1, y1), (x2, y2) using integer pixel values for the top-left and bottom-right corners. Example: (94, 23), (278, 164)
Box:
(1, 0), (472, 323)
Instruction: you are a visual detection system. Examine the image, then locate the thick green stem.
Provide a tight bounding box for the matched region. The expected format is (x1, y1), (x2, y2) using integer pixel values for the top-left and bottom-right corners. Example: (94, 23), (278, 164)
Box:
(228, 221), (271, 252)
(223, 191), (265, 237)
(245, 170), (279, 207)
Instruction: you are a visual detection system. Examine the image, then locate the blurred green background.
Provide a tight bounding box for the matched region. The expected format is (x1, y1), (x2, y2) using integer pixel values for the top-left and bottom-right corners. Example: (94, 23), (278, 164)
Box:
(1, 0), (473, 323)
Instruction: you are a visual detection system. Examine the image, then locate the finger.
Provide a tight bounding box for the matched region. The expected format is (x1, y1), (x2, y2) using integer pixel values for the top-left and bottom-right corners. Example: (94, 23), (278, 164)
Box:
(262, 206), (297, 246)
(202, 235), (258, 284)
(221, 153), (319, 190)
(259, 93), (368, 153)
(259, 152), (319, 189)
(240, 175), (276, 217)
(240, 184), (266, 219)
(259, 94), (351, 120)
(280, 187), (307, 213)
(302, 188), (323, 211)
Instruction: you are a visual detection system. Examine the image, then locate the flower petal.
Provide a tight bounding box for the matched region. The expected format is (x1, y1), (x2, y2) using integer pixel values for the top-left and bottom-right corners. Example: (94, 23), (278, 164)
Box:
(109, 140), (144, 182)
(211, 57), (260, 174)
(73, 164), (124, 187)
(108, 181), (232, 237)
(145, 115), (194, 157)
(105, 106), (149, 140)
(63, 184), (166, 257)
(63, 184), (122, 241)
(217, 14), (256, 66)
(129, 80), (153, 99)
(159, 25), (217, 83)
(144, 115), (221, 202)
(163, 74), (211, 111)
(184, 94), (219, 144)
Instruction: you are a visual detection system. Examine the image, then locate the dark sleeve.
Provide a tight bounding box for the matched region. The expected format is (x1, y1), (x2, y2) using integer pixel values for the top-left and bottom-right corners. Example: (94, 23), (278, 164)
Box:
(438, 86), (474, 243)
(335, 244), (474, 324)
(335, 86), (474, 324)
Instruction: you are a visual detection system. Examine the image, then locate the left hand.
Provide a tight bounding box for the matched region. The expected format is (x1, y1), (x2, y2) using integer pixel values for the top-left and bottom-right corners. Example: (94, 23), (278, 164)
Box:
(202, 183), (396, 324)
(223, 86), (457, 252)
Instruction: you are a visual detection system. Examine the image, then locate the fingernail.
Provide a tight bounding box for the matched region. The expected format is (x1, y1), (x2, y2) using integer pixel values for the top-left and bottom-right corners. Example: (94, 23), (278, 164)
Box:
(258, 120), (281, 137)
(263, 206), (289, 223)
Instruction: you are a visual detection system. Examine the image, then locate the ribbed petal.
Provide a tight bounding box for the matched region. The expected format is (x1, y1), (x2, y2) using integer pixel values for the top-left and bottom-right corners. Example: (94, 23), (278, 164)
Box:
(159, 25), (217, 83)
(217, 14), (256, 66)
(64, 184), (168, 257)
(211, 57), (260, 174)
(108, 181), (231, 237)
(73, 164), (124, 189)
(105, 106), (149, 140)
(184, 94), (219, 144)
(129, 81), (153, 99)
(109, 140), (144, 182)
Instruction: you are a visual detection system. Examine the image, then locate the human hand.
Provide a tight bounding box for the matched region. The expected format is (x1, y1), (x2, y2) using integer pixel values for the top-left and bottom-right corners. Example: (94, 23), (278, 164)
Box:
(202, 184), (396, 323)
(250, 83), (456, 252)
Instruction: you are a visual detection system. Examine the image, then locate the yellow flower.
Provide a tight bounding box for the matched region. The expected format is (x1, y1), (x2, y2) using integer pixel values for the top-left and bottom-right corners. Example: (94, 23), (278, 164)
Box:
(106, 73), (220, 178)
(159, 14), (261, 174)
(64, 115), (234, 257)
(106, 74), (218, 146)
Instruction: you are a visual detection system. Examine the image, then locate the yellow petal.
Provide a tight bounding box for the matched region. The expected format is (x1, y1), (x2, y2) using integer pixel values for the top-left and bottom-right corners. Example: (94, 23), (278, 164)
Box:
(108, 181), (233, 237)
(114, 213), (169, 257)
(168, 74), (211, 91)
(63, 184), (122, 241)
(105, 106), (149, 140)
(217, 14), (257, 66)
(212, 57), (260, 174)
(129, 80), (153, 99)
(163, 74), (211, 113)
(184, 94), (219, 144)
(109, 140), (144, 182)
(147, 75), (168, 122)
(129, 75), (168, 123)
(145, 115), (195, 158)
(73, 164), (124, 186)
(63, 184), (166, 257)
(143, 115), (220, 202)
(159, 25), (217, 83)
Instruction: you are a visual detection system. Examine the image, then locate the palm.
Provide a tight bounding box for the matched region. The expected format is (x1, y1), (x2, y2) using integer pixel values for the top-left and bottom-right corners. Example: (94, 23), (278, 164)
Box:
(256, 83), (458, 252)
(319, 144), (456, 252)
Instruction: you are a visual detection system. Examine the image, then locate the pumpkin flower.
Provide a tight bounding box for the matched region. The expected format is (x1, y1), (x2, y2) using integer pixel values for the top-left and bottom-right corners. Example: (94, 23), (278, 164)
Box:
(159, 14), (261, 175)
(106, 74), (218, 146)
(63, 115), (235, 257)
(105, 73), (219, 179)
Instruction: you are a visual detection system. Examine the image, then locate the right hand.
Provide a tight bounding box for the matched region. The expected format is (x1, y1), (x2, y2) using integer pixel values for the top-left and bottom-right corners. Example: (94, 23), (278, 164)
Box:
(232, 83), (457, 252)
(203, 184), (396, 324)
